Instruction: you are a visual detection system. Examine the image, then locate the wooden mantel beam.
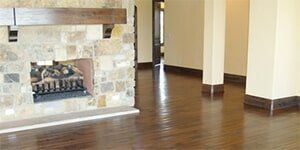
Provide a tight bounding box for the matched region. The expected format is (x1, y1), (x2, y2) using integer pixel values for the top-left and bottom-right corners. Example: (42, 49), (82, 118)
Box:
(0, 8), (127, 26)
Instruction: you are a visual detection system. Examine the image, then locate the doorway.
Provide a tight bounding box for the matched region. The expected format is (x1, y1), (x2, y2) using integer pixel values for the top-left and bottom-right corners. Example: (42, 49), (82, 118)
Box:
(153, 0), (165, 67)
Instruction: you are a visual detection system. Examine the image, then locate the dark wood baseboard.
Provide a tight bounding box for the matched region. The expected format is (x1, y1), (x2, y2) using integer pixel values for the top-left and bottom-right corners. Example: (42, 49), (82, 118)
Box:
(138, 62), (153, 70)
(202, 84), (224, 94)
(164, 65), (246, 84)
(245, 95), (300, 110)
(164, 65), (203, 77)
(224, 73), (246, 84)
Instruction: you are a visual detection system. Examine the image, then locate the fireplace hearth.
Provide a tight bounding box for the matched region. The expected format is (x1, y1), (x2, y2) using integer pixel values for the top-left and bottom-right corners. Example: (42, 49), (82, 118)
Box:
(31, 60), (93, 103)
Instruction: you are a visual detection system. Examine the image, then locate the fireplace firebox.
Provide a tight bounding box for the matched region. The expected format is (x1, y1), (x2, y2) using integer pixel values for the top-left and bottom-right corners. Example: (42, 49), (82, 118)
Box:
(30, 59), (94, 103)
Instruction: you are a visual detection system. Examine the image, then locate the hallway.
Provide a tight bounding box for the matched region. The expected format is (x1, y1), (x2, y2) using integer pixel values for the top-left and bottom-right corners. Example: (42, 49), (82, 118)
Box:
(1, 69), (300, 149)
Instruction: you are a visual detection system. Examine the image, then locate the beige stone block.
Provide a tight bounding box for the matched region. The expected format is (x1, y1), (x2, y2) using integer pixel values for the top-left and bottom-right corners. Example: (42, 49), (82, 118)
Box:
(100, 82), (114, 93)
(122, 33), (135, 43)
(54, 45), (67, 61)
(60, 26), (77, 32)
(56, 0), (81, 7)
(85, 0), (105, 8)
(76, 25), (87, 31)
(0, 49), (18, 63)
(122, 0), (135, 16)
(16, 93), (34, 105)
(122, 97), (135, 107)
(66, 32), (86, 43)
(125, 50), (135, 61)
(18, 0), (34, 7)
(18, 26), (61, 44)
(3, 84), (21, 94)
(99, 56), (114, 70)
(106, 93), (122, 107)
(0, 27), (8, 44)
(0, 0), (18, 7)
(127, 17), (134, 25)
(88, 98), (97, 107)
(3, 62), (23, 73)
(115, 81), (126, 92)
(114, 54), (131, 68)
(67, 45), (77, 59)
(95, 39), (122, 55)
(126, 80), (135, 89)
(123, 43), (134, 51)
(122, 25), (134, 33)
(21, 85), (32, 94)
(0, 73), (3, 83)
(104, 0), (122, 8)
(86, 25), (103, 40)
(111, 25), (123, 38)
(56, 0), (105, 8)
(38, 0), (58, 7)
(40, 45), (56, 60)
(127, 67), (135, 79)
(78, 45), (94, 58)
(0, 95), (14, 109)
(98, 95), (106, 107)
(20, 70), (31, 84)
(126, 88), (135, 97)
(109, 69), (126, 80)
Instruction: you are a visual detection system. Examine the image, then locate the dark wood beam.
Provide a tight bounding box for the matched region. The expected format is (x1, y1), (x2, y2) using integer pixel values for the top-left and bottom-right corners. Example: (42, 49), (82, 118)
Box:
(0, 8), (127, 26)
(15, 8), (127, 26)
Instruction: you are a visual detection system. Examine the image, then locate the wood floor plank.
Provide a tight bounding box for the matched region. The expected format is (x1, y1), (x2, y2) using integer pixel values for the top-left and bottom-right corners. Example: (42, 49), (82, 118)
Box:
(0, 67), (300, 149)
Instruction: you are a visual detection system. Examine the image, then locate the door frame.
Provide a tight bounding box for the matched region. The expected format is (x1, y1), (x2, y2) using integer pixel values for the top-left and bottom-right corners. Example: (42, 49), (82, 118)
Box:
(134, 6), (138, 75)
(152, 0), (164, 67)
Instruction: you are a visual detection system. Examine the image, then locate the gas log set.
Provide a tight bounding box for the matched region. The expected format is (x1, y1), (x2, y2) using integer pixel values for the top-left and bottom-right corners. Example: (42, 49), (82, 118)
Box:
(31, 61), (90, 102)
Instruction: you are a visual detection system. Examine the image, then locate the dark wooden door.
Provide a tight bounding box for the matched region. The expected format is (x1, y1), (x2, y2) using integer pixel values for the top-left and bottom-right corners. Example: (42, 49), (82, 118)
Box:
(153, 1), (161, 66)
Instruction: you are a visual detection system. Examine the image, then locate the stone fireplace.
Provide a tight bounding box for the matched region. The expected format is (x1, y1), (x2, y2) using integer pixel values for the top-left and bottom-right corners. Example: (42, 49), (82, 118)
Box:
(0, 0), (136, 122)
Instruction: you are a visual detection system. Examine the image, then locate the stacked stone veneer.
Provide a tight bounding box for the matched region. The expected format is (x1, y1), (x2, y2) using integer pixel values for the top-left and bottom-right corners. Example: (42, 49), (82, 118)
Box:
(0, 0), (135, 122)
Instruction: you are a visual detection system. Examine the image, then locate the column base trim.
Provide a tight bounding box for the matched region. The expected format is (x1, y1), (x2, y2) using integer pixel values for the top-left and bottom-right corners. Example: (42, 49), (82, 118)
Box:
(202, 84), (224, 94)
(244, 95), (300, 110)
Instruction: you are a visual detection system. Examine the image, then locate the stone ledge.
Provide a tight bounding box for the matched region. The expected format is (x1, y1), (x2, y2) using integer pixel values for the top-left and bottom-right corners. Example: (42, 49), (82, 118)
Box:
(0, 106), (139, 134)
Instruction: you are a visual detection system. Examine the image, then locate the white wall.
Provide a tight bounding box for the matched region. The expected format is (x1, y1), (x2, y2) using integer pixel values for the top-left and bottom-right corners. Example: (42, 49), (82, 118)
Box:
(225, 0), (249, 76)
(135, 0), (152, 63)
(164, 0), (249, 76)
(164, 0), (204, 70)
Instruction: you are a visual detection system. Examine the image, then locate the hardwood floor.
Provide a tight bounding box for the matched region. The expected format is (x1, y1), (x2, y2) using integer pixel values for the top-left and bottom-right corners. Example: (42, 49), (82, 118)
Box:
(1, 66), (300, 149)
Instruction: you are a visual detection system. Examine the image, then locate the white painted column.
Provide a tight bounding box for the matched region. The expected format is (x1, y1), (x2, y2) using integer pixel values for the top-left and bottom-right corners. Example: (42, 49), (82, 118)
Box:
(246, 0), (300, 110)
(202, 0), (226, 94)
(246, 0), (278, 99)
